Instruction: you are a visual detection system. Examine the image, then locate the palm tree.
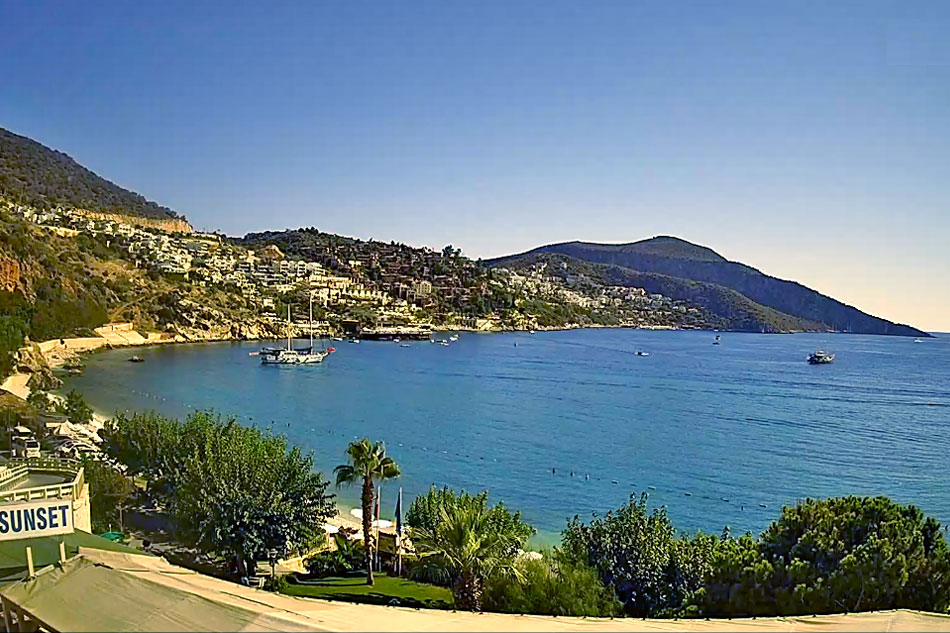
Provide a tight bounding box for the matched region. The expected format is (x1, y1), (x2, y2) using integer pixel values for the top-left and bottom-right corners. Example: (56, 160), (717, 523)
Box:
(413, 501), (521, 611)
(334, 438), (401, 585)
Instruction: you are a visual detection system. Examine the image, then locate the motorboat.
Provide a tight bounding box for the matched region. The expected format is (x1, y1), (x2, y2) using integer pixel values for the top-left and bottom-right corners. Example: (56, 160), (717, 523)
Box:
(807, 350), (835, 364)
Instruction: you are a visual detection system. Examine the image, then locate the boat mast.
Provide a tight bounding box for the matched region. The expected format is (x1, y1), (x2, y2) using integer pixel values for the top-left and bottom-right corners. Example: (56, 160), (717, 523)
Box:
(287, 304), (292, 351)
(309, 292), (314, 350)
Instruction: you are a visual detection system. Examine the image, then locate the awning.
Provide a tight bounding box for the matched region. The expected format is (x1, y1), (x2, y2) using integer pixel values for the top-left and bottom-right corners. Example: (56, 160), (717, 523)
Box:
(0, 554), (320, 632)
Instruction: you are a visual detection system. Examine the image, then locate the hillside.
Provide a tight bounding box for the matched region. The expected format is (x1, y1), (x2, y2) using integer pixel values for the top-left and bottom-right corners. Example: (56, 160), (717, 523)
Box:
(493, 237), (930, 337)
(0, 126), (188, 228)
(490, 252), (824, 334)
(0, 209), (277, 384)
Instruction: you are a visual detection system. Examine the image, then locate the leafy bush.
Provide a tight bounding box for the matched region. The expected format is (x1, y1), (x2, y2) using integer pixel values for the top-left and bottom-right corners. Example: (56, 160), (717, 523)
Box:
(264, 574), (291, 593)
(102, 410), (336, 572)
(305, 534), (365, 578)
(26, 389), (50, 412)
(483, 551), (622, 617)
(407, 486), (535, 556)
(56, 389), (93, 424)
(412, 498), (525, 611)
(407, 486), (536, 597)
(82, 456), (134, 533)
(690, 496), (950, 617)
(561, 492), (715, 617)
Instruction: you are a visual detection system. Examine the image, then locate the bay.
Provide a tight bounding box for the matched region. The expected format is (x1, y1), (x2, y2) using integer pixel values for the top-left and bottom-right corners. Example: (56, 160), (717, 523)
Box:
(63, 330), (950, 543)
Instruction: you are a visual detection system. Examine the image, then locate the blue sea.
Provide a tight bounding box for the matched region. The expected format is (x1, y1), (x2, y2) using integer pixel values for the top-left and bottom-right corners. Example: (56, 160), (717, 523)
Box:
(63, 330), (950, 543)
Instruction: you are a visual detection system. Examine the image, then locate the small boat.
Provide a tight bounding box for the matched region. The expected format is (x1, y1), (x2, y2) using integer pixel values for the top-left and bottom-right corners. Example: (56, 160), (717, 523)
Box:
(440, 341), (450, 347)
(332, 337), (344, 342)
(636, 351), (649, 357)
(529, 330), (536, 334)
(807, 350), (835, 364)
(449, 335), (459, 342)
(400, 344), (411, 348)
(67, 367), (83, 376)
(349, 339), (360, 344)
(128, 356), (144, 363)
(914, 338), (923, 343)
(713, 335), (721, 345)
(393, 337), (401, 343)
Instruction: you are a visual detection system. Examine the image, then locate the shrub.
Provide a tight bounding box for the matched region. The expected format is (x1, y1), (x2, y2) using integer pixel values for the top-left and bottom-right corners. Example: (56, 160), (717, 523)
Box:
(561, 492), (715, 617)
(57, 389), (93, 424)
(82, 456), (134, 533)
(691, 496), (950, 617)
(483, 552), (622, 617)
(264, 574), (290, 593)
(305, 534), (365, 578)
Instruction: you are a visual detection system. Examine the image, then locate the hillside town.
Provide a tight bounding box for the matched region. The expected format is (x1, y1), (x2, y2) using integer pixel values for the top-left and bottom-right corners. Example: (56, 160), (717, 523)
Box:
(5, 201), (713, 335)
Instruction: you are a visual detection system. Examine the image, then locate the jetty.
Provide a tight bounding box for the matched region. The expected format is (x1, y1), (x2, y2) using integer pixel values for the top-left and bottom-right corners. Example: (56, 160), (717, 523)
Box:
(358, 326), (432, 341)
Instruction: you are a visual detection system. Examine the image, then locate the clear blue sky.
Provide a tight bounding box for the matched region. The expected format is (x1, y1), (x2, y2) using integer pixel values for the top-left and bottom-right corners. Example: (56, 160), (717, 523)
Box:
(1, 1), (949, 330)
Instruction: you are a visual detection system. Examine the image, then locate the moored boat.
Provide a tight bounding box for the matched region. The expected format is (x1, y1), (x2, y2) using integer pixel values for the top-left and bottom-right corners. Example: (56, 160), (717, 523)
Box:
(256, 297), (334, 365)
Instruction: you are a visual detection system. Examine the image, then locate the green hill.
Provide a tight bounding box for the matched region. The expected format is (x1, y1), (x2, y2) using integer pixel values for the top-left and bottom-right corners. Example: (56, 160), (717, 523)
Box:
(490, 252), (824, 333)
(0, 126), (183, 222)
(491, 237), (929, 337)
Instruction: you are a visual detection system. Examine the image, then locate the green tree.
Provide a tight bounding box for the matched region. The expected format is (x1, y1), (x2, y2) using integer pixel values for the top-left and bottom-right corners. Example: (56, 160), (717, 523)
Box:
(333, 438), (401, 585)
(407, 486), (534, 558)
(692, 496), (950, 617)
(81, 456), (134, 533)
(0, 313), (28, 378)
(103, 411), (336, 576)
(26, 389), (50, 413)
(561, 492), (714, 617)
(412, 499), (523, 611)
(57, 389), (93, 424)
(483, 550), (622, 617)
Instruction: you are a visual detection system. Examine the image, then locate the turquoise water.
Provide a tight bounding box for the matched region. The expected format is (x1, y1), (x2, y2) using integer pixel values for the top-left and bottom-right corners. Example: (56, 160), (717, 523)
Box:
(64, 330), (950, 542)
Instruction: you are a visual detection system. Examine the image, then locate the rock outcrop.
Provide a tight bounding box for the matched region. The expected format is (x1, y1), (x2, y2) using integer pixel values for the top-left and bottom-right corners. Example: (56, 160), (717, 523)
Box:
(0, 255), (19, 292)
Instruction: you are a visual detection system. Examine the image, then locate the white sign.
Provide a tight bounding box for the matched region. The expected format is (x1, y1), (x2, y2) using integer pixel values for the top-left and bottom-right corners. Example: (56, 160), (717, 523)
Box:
(0, 499), (74, 541)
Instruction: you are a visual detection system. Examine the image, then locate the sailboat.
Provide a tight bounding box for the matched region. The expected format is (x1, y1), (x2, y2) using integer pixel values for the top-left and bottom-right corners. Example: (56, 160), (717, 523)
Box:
(254, 295), (334, 365)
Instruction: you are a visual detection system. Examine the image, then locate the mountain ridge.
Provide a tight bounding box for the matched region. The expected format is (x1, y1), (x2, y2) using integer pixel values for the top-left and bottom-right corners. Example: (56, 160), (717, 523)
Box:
(489, 238), (930, 337)
(0, 126), (189, 229)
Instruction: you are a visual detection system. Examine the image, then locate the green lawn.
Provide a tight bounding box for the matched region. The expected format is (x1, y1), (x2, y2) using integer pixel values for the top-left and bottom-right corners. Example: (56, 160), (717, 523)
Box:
(283, 572), (453, 609)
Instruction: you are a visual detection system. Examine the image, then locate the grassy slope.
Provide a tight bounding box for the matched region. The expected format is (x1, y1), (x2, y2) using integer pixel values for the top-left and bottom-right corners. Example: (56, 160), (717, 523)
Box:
(283, 573), (453, 609)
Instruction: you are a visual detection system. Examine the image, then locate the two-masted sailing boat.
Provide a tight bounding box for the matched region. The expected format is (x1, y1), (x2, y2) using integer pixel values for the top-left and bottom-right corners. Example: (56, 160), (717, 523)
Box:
(252, 295), (334, 365)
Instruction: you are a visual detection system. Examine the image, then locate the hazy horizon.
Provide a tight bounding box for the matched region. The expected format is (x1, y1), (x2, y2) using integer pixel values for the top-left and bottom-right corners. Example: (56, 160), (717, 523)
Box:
(2, 1), (948, 331)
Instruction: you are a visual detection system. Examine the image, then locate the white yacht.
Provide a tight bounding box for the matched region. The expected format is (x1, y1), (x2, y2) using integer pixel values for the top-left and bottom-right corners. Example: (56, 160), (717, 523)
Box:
(255, 297), (334, 365)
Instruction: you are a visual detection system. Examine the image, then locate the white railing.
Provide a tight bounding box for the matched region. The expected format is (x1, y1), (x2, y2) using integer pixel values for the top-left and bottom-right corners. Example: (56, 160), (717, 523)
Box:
(0, 458), (84, 503)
